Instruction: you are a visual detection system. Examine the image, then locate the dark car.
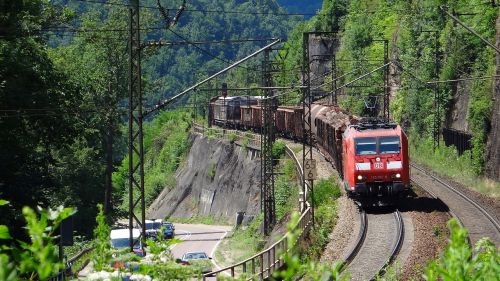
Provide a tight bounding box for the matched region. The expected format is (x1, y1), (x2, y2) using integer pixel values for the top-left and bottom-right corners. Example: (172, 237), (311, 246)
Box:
(162, 222), (175, 239)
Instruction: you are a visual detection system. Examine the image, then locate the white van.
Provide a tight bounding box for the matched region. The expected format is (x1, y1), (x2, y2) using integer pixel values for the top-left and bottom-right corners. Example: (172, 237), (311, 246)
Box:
(110, 228), (145, 257)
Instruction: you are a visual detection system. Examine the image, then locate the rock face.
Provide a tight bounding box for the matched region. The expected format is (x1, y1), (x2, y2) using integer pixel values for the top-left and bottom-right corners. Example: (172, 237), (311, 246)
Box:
(485, 10), (500, 181)
(147, 133), (261, 223)
(445, 80), (471, 132)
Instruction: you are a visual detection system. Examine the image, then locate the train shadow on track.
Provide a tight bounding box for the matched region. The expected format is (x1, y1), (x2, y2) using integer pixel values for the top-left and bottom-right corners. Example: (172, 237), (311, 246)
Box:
(395, 192), (450, 214)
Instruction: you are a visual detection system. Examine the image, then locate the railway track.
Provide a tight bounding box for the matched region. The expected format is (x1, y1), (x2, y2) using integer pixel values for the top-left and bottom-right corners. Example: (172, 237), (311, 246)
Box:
(339, 209), (405, 281)
(411, 164), (500, 245)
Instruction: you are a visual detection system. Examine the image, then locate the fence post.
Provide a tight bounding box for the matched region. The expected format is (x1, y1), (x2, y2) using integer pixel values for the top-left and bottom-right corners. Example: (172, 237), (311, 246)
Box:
(260, 254), (264, 280)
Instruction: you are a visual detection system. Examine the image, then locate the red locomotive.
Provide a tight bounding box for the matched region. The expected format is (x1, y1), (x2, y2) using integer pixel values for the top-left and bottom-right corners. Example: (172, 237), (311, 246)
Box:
(208, 96), (411, 204)
(342, 119), (410, 203)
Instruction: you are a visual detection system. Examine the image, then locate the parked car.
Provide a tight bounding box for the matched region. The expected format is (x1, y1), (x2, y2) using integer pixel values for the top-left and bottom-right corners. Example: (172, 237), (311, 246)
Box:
(177, 251), (213, 273)
(110, 228), (145, 257)
(162, 222), (175, 239)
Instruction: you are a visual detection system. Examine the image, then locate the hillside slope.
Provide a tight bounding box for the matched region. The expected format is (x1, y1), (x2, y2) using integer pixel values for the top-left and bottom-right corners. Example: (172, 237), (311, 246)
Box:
(148, 133), (261, 223)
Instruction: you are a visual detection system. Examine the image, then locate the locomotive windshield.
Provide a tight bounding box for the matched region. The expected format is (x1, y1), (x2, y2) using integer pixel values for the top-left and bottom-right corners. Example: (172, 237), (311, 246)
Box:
(355, 137), (377, 155)
(379, 136), (400, 154)
(355, 136), (401, 155)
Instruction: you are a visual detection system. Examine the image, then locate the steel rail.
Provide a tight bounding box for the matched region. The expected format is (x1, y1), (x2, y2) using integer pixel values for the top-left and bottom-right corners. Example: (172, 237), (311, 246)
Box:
(340, 209), (368, 271)
(411, 163), (500, 233)
(370, 210), (404, 281)
(410, 177), (472, 247)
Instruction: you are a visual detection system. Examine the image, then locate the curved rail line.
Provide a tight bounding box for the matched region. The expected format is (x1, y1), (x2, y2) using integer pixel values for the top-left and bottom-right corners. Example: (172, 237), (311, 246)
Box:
(334, 210), (404, 281)
(339, 209), (367, 271)
(370, 210), (404, 281)
(411, 164), (500, 233)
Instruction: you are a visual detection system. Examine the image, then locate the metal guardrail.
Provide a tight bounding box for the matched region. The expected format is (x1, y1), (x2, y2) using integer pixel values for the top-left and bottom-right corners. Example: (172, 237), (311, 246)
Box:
(48, 246), (94, 281)
(192, 123), (261, 150)
(203, 207), (312, 280)
(196, 125), (314, 280)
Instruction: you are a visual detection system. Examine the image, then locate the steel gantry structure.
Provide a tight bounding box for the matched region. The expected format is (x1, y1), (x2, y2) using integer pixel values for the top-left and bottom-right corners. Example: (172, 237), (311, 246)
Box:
(261, 48), (277, 235)
(126, 0), (282, 244)
(128, 0), (146, 251)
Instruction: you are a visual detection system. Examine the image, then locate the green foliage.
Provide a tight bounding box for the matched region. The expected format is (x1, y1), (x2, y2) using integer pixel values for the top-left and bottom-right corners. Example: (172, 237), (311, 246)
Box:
(208, 162), (217, 180)
(0, 200), (75, 280)
(92, 204), (111, 271)
(272, 212), (348, 281)
(303, 178), (341, 260)
(145, 230), (181, 260)
(113, 110), (192, 213)
(275, 159), (299, 220)
(275, 179), (293, 220)
(228, 132), (238, 144)
(410, 137), (500, 197)
(168, 215), (220, 225)
(215, 215), (264, 268)
(138, 261), (199, 281)
(424, 219), (499, 281)
(313, 177), (342, 206)
(272, 140), (287, 160)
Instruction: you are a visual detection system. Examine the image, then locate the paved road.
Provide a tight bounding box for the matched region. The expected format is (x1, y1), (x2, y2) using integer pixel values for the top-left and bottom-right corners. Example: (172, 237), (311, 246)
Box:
(171, 223), (232, 273)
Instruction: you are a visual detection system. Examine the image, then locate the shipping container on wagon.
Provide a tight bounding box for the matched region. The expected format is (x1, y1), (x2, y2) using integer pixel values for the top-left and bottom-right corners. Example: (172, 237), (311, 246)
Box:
(250, 105), (263, 130)
(210, 96), (262, 128)
(275, 108), (287, 136)
(240, 105), (253, 129)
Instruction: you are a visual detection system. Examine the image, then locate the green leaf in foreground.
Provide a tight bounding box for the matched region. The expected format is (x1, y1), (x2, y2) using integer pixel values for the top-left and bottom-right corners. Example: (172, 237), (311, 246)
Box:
(0, 225), (11, 240)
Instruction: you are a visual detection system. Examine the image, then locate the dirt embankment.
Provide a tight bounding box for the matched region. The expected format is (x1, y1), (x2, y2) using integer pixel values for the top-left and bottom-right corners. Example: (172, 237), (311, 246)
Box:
(147, 133), (261, 224)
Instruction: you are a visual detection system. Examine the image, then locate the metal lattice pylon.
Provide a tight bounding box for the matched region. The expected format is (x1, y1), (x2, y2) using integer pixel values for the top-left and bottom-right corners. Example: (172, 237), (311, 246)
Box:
(302, 33), (314, 224)
(128, 0), (146, 251)
(261, 49), (276, 235)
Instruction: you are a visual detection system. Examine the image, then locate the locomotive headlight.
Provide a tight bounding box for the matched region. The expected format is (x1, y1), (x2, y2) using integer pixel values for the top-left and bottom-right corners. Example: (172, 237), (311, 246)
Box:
(395, 173), (401, 179)
(357, 175), (363, 181)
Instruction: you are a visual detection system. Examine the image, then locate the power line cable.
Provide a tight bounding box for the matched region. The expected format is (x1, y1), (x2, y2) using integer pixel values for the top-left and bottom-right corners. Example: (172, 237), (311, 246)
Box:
(166, 28), (263, 72)
(71, 0), (315, 16)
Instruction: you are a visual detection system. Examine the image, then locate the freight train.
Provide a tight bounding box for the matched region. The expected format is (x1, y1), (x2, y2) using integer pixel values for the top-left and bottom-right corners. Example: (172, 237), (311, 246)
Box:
(208, 96), (410, 205)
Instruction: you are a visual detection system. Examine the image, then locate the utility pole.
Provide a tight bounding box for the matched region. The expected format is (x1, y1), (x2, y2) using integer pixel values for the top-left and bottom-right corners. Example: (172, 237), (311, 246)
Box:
(128, 0), (146, 251)
(302, 32), (315, 226)
(261, 48), (276, 235)
(332, 54), (337, 105)
(383, 39), (390, 120)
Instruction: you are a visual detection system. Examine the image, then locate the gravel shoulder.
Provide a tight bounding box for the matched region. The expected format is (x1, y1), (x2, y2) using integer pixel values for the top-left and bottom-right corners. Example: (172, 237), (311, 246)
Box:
(397, 187), (451, 281)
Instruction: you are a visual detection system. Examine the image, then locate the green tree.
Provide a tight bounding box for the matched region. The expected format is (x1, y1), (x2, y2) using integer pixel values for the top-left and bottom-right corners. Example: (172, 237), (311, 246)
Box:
(0, 0), (83, 240)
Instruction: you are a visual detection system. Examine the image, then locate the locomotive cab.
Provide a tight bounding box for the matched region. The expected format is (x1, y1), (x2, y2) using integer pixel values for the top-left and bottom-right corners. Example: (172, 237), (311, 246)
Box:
(342, 119), (410, 204)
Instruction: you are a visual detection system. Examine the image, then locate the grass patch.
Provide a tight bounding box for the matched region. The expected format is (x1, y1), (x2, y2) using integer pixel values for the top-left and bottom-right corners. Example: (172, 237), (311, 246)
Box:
(410, 137), (499, 198)
(275, 159), (300, 220)
(167, 215), (229, 226)
(300, 177), (341, 261)
(214, 215), (265, 268)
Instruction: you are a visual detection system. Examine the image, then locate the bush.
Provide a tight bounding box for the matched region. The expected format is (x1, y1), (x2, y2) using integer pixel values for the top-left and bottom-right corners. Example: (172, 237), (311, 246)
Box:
(424, 219), (499, 281)
(313, 177), (341, 207)
(272, 140), (287, 160)
(228, 132), (238, 143)
(0, 200), (76, 280)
